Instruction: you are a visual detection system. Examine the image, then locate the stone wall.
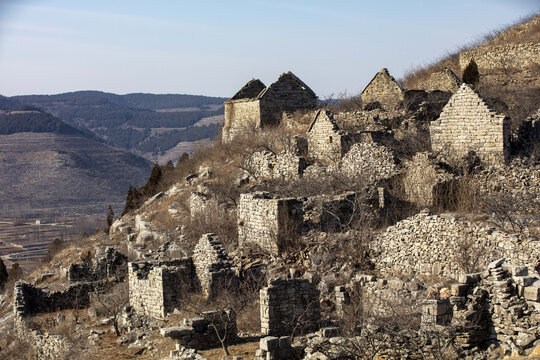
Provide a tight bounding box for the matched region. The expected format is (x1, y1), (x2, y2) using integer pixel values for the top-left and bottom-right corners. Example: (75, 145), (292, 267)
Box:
(222, 99), (261, 143)
(373, 210), (540, 278)
(245, 150), (307, 181)
(430, 83), (510, 165)
(161, 309), (237, 352)
(128, 258), (193, 318)
(260, 278), (321, 336)
(361, 68), (405, 110)
(421, 259), (540, 355)
(14, 281), (102, 318)
(459, 42), (540, 71)
(418, 68), (462, 92)
(307, 110), (346, 164)
(237, 192), (303, 254)
(68, 247), (127, 283)
(192, 234), (236, 298)
(337, 142), (398, 184)
(402, 152), (455, 207)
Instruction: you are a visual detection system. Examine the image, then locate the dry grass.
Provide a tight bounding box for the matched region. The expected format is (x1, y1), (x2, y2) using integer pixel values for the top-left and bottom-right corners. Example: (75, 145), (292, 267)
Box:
(200, 340), (260, 360)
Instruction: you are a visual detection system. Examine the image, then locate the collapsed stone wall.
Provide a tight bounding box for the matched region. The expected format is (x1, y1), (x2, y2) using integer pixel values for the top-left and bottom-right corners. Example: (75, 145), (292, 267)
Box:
(128, 258), (193, 318)
(245, 150), (307, 181)
(422, 259), (540, 355)
(260, 278), (321, 336)
(337, 142), (398, 184)
(189, 185), (219, 218)
(14, 281), (103, 318)
(418, 68), (462, 92)
(68, 247), (127, 283)
(237, 192), (303, 254)
(459, 42), (540, 71)
(430, 83), (510, 165)
(361, 68), (405, 111)
(402, 152), (455, 207)
(15, 318), (71, 360)
(161, 309), (237, 352)
(373, 210), (540, 278)
(192, 234), (236, 298)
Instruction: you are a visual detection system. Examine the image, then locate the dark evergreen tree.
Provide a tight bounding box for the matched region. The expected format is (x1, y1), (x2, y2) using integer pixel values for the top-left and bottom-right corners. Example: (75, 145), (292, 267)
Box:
(143, 163), (163, 196)
(462, 59), (480, 86)
(0, 258), (8, 289)
(122, 185), (136, 216)
(106, 205), (114, 232)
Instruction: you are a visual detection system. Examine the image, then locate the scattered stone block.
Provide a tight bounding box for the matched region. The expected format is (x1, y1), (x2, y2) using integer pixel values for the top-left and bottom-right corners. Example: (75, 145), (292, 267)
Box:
(524, 287), (540, 302)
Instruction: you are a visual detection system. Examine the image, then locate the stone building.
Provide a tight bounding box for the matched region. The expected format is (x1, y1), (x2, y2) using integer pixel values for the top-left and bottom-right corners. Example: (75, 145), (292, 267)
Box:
(361, 68), (405, 110)
(244, 150), (308, 181)
(307, 110), (363, 164)
(430, 83), (510, 165)
(260, 277), (321, 336)
(222, 72), (317, 143)
(418, 68), (462, 92)
(128, 258), (194, 318)
(237, 192), (303, 255)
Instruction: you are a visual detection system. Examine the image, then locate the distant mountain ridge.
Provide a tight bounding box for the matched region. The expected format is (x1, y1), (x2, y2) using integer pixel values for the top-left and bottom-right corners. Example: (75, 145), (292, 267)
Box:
(5, 91), (226, 162)
(13, 91), (227, 111)
(0, 110), (152, 219)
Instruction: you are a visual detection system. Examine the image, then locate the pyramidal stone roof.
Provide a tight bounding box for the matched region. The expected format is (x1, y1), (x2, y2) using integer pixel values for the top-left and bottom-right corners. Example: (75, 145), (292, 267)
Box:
(229, 79), (267, 100)
(361, 68), (404, 95)
(257, 71), (317, 99)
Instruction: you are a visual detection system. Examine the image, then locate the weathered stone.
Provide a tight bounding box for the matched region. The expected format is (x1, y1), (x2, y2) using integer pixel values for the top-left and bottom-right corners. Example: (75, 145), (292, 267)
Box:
(160, 326), (195, 339)
(361, 68), (404, 110)
(488, 257), (506, 269)
(260, 336), (280, 351)
(524, 287), (540, 302)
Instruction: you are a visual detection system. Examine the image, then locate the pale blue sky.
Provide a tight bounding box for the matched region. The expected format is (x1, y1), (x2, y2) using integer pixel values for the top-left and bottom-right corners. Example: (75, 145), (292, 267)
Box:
(0, 0), (538, 98)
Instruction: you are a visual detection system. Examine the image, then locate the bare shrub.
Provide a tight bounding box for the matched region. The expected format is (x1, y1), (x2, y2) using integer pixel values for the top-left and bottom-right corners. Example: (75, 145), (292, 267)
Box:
(91, 282), (129, 336)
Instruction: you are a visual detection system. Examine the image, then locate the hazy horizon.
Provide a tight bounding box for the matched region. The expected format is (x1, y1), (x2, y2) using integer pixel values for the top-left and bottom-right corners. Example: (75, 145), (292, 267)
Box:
(0, 0), (538, 98)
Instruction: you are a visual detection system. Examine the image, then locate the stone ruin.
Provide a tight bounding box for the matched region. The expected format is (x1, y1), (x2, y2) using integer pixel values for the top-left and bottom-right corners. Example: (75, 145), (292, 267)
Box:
(161, 309), (237, 353)
(260, 277), (321, 336)
(14, 247), (127, 319)
(192, 233), (236, 298)
(244, 149), (308, 181)
(128, 258), (194, 318)
(237, 192), (304, 255)
(128, 234), (237, 318)
(430, 83), (510, 165)
(14, 280), (103, 319)
(401, 152), (456, 208)
(68, 246), (127, 282)
(222, 71), (317, 143)
(418, 67), (462, 92)
(189, 185), (219, 218)
(255, 335), (294, 360)
(421, 258), (540, 355)
(361, 68), (405, 110)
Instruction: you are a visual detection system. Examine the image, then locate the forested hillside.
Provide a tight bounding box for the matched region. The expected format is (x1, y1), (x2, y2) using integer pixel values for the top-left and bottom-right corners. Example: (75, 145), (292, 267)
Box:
(9, 91), (226, 161)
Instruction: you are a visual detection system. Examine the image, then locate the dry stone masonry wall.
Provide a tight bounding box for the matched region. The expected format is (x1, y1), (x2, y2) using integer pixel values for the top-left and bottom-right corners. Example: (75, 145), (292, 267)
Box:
(459, 42), (540, 71)
(244, 150), (307, 181)
(237, 192), (303, 254)
(128, 258), (193, 318)
(374, 210), (540, 278)
(260, 277), (321, 336)
(337, 142), (398, 184)
(430, 83), (510, 165)
(192, 234), (236, 298)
